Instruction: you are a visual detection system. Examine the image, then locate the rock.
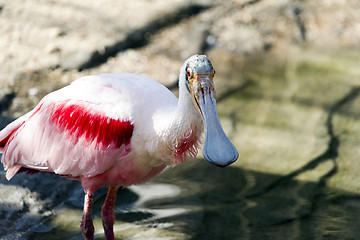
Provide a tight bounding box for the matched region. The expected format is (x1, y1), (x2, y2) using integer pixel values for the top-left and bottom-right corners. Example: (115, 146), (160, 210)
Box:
(0, 184), (50, 238)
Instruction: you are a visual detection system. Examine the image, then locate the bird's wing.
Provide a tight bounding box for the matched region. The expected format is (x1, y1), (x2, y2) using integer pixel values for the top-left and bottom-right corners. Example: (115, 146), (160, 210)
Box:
(1, 76), (137, 180)
(0, 111), (33, 152)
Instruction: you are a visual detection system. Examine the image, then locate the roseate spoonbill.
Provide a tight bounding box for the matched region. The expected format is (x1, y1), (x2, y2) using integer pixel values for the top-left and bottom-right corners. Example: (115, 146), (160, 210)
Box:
(0, 54), (238, 239)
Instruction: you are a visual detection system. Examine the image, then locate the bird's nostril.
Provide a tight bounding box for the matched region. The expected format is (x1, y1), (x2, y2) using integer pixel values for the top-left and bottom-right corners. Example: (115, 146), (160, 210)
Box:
(200, 83), (209, 94)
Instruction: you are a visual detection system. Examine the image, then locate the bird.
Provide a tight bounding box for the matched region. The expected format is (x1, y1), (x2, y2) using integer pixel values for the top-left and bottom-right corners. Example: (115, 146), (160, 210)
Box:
(0, 54), (238, 240)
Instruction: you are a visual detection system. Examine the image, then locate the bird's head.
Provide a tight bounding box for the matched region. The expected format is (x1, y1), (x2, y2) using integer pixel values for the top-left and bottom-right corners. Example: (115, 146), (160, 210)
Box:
(181, 54), (238, 167)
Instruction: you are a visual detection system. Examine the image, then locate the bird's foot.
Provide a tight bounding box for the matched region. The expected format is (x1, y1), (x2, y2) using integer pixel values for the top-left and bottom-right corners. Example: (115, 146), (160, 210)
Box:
(103, 223), (115, 240)
(101, 186), (117, 240)
(102, 200), (115, 240)
(80, 214), (94, 240)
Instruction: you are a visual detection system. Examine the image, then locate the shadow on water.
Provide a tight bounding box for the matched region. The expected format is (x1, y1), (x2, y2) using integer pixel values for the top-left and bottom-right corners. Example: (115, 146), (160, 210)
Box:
(152, 161), (360, 240)
(1, 159), (360, 240)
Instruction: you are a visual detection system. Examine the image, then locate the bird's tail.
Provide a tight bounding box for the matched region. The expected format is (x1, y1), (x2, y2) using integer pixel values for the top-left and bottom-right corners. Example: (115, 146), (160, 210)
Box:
(0, 118), (26, 180)
(0, 110), (35, 153)
(0, 122), (21, 153)
(0, 129), (12, 153)
(0, 112), (31, 153)
(1, 109), (41, 180)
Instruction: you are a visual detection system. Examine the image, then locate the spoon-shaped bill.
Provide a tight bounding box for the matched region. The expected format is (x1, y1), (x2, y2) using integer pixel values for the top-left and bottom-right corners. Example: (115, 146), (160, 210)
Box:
(199, 91), (238, 167)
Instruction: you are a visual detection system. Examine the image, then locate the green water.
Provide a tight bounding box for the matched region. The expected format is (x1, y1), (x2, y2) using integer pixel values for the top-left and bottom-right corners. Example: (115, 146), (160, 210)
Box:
(25, 160), (360, 240)
(3, 48), (360, 240)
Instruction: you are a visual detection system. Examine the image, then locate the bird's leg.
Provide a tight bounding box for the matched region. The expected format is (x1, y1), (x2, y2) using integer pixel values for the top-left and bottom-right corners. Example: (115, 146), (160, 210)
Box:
(80, 191), (95, 240)
(101, 186), (118, 240)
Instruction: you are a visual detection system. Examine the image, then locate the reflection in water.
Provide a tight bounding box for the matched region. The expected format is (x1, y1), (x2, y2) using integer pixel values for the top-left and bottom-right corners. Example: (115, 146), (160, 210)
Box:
(131, 183), (181, 207)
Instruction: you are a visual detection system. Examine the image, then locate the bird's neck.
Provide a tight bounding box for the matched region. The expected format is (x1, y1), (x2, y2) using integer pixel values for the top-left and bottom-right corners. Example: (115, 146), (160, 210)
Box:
(175, 67), (202, 124)
(167, 78), (203, 163)
(149, 71), (203, 166)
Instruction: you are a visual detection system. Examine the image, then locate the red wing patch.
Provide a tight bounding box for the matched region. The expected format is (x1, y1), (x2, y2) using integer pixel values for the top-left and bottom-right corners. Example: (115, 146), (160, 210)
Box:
(49, 101), (134, 149)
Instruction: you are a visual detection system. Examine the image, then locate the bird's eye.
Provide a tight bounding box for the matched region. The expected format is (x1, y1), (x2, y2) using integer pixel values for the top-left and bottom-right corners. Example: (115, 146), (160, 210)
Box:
(187, 70), (191, 77)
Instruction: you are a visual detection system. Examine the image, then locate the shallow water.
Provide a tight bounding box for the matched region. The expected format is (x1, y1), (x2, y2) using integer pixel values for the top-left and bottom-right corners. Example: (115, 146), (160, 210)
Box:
(1, 159), (356, 240)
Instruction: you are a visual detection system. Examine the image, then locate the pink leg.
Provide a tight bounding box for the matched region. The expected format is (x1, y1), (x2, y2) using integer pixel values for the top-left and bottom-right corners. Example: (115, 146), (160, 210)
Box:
(80, 191), (95, 240)
(101, 186), (118, 240)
